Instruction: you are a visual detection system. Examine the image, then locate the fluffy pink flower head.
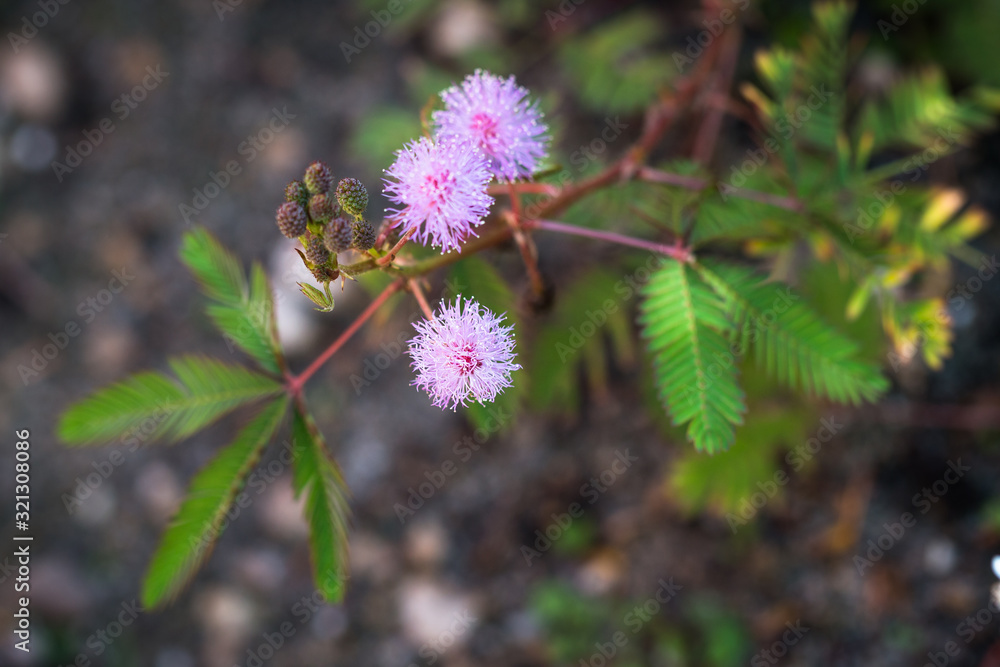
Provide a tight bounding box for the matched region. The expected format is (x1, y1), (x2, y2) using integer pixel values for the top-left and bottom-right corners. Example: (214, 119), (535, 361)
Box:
(433, 69), (549, 182)
(408, 296), (521, 411)
(383, 137), (494, 253)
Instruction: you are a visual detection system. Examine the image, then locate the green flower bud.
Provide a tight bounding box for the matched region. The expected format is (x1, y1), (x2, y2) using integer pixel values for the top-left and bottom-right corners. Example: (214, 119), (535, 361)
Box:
(336, 177), (368, 217)
(304, 161), (333, 195)
(284, 180), (309, 206)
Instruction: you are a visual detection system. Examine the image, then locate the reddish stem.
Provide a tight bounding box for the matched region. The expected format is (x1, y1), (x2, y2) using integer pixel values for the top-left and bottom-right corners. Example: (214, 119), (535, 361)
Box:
(488, 182), (560, 196)
(637, 167), (804, 212)
(528, 219), (693, 263)
(506, 185), (546, 299)
(286, 279), (404, 394)
(635, 167), (707, 190)
(692, 19), (741, 164)
(507, 182), (522, 219)
(377, 227), (416, 266)
(408, 279), (435, 319)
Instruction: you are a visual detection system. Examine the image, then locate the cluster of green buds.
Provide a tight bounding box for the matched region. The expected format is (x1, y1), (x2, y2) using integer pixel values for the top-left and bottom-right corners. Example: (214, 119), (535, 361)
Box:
(275, 161), (376, 310)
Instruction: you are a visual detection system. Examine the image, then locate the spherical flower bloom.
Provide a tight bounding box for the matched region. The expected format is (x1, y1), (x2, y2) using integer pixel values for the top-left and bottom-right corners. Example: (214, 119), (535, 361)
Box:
(383, 137), (493, 253)
(408, 297), (520, 411)
(433, 69), (549, 182)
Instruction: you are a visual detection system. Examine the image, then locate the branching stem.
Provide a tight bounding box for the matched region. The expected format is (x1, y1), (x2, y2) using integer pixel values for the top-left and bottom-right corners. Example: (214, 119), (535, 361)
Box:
(286, 279), (404, 394)
(288, 73), (803, 385)
(528, 219), (693, 263)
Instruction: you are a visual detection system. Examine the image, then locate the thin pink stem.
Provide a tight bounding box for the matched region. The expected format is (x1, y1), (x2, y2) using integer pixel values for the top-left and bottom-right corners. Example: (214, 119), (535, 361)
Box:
(408, 279), (435, 320)
(637, 166), (803, 212)
(286, 279), (404, 394)
(505, 187), (546, 300)
(377, 227), (416, 266)
(528, 219), (692, 263)
(636, 167), (708, 190)
(718, 184), (804, 212)
(488, 182), (559, 196)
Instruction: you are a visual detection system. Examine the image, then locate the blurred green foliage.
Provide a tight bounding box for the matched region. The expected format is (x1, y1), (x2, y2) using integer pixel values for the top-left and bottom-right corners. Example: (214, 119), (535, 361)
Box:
(530, 581), (750, 667)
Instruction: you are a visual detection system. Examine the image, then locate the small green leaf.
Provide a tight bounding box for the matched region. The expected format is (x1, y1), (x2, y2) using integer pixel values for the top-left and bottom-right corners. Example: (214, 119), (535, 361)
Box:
(180, 229), (282, 374)
(846, 275), (875, 321)
(697, 261), (888, 404)
(141, 398), (289, 608)
(57, 356), (283, 446)
(639, 262), (745, 453)
(292, 405), (350, 602)
(180, 229), (245, 304)
(859, 68), (997, 152)
(299, 282), (335, 312)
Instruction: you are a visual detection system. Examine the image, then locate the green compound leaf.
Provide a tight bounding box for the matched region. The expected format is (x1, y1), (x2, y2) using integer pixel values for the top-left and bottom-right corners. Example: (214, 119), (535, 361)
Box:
(57, 356), (283, 446)
(696, 261), (888, 404)
(181, 229), (282, 375)
(141, 397), (289, 608)
(639, 262), (745, 453)
(292, 405), (351, 603)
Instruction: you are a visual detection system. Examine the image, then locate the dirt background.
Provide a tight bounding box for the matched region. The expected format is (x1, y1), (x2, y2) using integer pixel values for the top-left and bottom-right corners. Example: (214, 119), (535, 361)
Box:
(2, 0), (1000, 666)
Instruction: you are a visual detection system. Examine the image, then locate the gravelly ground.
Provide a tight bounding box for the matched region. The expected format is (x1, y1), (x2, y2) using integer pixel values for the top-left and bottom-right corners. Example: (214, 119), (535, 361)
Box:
(2, 1), (1000, 666)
